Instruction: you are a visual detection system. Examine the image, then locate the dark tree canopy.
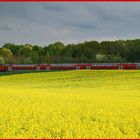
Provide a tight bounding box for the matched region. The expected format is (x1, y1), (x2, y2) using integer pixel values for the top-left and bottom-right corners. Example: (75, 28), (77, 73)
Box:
(0, 39), (140, 64)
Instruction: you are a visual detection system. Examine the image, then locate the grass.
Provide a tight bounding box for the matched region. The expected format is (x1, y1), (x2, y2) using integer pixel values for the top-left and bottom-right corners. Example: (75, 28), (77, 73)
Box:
(0, 70), (140, 138)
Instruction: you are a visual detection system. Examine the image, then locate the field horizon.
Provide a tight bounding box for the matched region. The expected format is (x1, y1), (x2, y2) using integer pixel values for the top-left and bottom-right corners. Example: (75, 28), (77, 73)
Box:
(0, 70), (140, 138)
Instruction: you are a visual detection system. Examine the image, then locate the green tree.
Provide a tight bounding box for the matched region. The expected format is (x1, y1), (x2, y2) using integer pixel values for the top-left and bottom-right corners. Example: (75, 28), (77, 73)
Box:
(0, 48), (13, 58)
(0, 56), (5, 64)
(96, 54), (107, 62)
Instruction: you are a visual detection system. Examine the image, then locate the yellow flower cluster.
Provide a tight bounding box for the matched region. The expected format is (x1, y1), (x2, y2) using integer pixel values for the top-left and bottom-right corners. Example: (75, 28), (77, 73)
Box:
(0, 70), (140, 138)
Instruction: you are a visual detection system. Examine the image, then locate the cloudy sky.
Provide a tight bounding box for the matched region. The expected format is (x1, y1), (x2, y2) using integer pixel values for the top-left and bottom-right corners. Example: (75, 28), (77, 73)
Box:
(0, 2), (140, 46)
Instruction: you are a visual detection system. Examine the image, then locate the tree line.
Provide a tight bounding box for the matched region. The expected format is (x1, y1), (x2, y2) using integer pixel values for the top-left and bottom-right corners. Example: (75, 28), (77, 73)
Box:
(0, 39), (140, 64)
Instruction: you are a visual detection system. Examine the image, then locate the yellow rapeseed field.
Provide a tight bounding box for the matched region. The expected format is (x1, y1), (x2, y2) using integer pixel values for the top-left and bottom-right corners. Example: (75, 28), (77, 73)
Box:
(0, 70), (140, 138)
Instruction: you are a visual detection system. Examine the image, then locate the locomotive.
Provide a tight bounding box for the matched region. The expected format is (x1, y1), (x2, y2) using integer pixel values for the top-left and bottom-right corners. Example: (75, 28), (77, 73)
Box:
(0, 63), (140, 72)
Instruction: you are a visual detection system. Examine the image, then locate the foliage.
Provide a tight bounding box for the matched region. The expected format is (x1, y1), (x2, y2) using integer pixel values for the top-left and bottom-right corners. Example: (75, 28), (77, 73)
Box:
(96, 54), (107, 62)
(1, 39), (140, 63)
(0, 56), (5, 64)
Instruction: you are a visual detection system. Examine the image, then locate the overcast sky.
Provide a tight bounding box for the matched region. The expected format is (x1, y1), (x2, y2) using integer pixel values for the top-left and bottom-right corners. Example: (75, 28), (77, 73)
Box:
(0, 2), (140, 46)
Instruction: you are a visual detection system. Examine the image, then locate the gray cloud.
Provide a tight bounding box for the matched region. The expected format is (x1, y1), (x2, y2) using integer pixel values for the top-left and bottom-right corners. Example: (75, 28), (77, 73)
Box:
(42, 3), (67, 12)
(0, 24), (13, 31)
(0, 2), (140, 46)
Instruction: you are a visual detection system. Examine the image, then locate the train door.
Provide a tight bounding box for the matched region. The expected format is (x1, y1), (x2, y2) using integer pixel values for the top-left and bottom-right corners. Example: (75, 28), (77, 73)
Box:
(136, 65), (140, 69)
(7, 66), (12, 71)
(76, 66), (80, 70)
(46, 66), (50, 71)
(118, 66), (123, 69)
(36, 66), (40, 71)
(86, 66), (90, 70)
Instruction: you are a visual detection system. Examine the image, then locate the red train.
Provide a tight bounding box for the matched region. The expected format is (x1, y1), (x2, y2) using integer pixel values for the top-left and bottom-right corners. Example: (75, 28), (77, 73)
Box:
(0, 63), (140, 72)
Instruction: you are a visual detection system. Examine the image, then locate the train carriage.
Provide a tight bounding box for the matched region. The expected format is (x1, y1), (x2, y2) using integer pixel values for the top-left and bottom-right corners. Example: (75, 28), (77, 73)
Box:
(0, 63), (140, 72)
(117, 63), (137, 70)
(0, 64), (7, 71)
(11, 64), (36, 71)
